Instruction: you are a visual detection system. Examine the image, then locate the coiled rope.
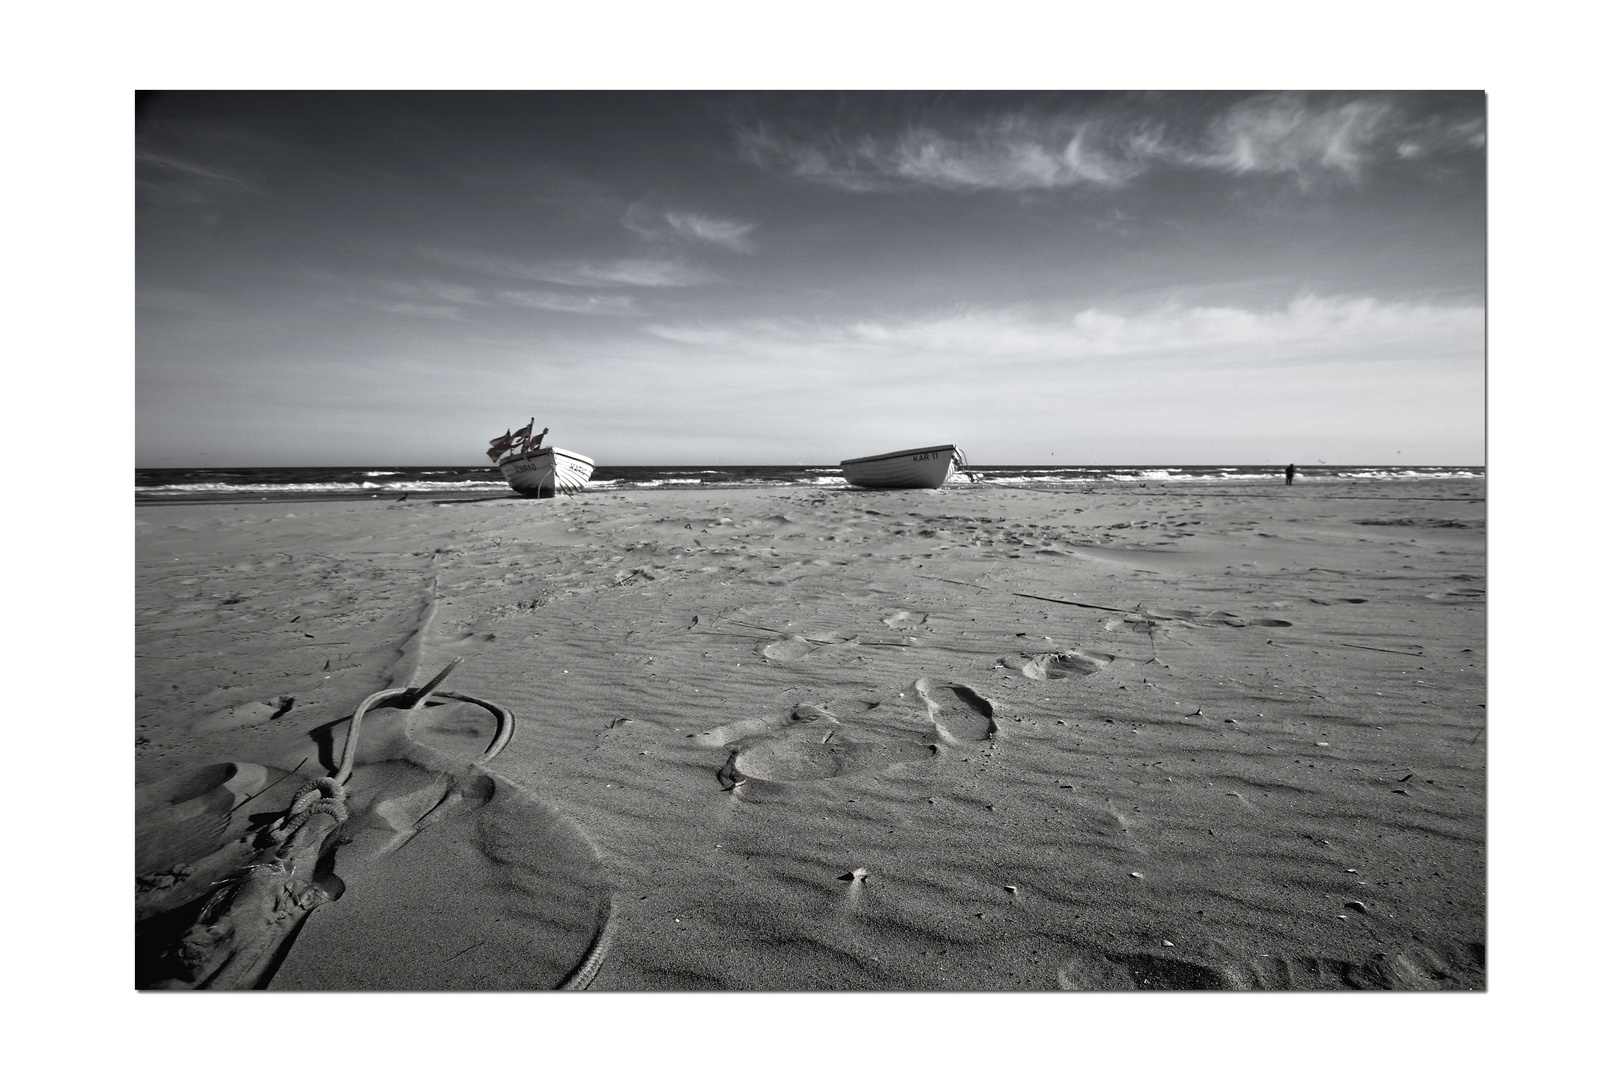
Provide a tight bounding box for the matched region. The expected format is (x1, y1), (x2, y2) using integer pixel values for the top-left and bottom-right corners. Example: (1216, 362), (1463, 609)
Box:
(267, 776), (349, 842)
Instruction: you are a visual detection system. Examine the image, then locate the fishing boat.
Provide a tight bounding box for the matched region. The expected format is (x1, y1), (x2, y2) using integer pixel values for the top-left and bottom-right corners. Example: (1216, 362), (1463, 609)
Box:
(840, 444), (967, 489)
(487, 420), (594, 498)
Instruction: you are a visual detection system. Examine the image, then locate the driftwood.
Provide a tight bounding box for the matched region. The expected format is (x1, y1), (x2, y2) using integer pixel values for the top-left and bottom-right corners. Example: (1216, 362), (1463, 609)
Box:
(146, 807), (347, 990)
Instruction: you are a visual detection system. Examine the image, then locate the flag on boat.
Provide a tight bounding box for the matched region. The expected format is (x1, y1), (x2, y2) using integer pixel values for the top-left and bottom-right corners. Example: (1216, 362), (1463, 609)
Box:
(485, 444), (506, 462)
(511, 421), (533, 442)
(489, 430), (513, 448)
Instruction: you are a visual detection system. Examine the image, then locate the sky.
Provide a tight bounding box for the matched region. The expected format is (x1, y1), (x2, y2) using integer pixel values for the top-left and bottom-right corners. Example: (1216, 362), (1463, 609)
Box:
(136, 90), (1485, 467)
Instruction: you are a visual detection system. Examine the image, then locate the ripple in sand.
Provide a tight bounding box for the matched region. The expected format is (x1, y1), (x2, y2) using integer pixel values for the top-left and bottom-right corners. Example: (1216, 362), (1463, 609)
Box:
(915, 678), (997, 744)
(1057, 949), (1233, 990)
(1056, 940), (1484, 991)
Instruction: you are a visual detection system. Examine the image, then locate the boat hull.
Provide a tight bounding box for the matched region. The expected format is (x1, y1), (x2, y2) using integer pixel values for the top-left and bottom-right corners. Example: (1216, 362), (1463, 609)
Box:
(840, 444), (959, 489)
(498, 447), (595, 498)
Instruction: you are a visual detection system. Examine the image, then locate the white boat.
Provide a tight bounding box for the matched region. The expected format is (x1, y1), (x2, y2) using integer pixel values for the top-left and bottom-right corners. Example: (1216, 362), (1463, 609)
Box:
(840, 444), (966, 489)
(498, 446), (595, 498)
(488, 420), (594, 498)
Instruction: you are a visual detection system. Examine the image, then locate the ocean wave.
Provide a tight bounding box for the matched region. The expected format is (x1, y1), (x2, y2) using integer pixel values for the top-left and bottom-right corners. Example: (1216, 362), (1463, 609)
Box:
(137, 463), (1484, 502)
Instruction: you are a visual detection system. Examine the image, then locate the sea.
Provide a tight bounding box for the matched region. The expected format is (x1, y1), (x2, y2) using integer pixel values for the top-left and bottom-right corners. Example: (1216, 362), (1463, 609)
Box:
(135, 464), (1484, 504)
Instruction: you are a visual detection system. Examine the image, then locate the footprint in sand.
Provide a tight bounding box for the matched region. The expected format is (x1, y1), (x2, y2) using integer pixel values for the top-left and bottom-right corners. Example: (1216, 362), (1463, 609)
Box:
(192, 695), (296, 733)
(718, 701), (934, 785)
(914, 678), (997, 745)
(136, 761), (291, 880)
(882, 609), (929, 629)
(759, 635), (820, 661)
(1000, 648), (1114, 680)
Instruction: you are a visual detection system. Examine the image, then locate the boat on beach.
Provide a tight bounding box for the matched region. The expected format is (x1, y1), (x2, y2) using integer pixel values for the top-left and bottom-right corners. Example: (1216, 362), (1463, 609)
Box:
(840, 444), (967, 489)
(488, 420), (594, 498)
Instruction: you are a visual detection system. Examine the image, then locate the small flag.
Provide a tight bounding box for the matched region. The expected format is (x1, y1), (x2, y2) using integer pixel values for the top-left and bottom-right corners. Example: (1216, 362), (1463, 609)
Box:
(486, 445), (505, 462)
(489, 429), (512, 448)
(511, 421), (533, 442)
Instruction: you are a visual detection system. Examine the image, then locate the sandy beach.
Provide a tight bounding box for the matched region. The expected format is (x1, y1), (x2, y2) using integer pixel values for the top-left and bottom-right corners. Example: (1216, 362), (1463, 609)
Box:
(134, 477), (1485, 990)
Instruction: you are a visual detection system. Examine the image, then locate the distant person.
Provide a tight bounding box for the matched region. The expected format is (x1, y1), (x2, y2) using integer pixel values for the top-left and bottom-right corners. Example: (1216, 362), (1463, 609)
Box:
(1285, 463), (1296, 486)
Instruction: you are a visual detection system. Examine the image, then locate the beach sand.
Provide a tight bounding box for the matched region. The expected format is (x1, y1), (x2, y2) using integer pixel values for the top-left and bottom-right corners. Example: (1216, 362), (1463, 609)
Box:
(135, 478), (1485, 990)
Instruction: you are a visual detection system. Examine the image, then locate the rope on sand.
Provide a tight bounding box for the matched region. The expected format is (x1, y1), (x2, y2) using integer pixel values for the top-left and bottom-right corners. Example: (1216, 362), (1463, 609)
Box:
(257, 658), (603, 989)
(269, 658), (485, 836)
(557, 896), (614, 991)
(268, 777), (349, 842)
(328, 660), (513, 786)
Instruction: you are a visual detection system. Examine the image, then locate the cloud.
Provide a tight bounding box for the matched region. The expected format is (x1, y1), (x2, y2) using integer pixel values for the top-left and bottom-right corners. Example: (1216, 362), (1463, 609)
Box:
(136, 147), (259, 205)
(136, 287), (220, 314)
(664, 212), (757, 253)
(379, 280), (489, 306)
(498, 290), (643, 316)
(1067, 295), (1482, 356)
(738, 116), (1148, 192)
(622, 206), (758, 253)
(739, 94), (1482, 192)
(1181, 94), (1403, 181)
(1396, 115), (1487, 160)
(420, 247), (718, 286)
(374, 301), (465, 320)
(645, 294), (1483, 370)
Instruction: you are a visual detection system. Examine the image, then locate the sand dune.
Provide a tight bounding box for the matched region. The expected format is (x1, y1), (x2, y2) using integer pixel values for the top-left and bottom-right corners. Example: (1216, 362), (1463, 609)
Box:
(136, 478), (1485, 990)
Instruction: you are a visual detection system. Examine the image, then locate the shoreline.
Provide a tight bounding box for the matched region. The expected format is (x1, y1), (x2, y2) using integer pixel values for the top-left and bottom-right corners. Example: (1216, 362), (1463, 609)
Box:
(134, 473), (1485, 507)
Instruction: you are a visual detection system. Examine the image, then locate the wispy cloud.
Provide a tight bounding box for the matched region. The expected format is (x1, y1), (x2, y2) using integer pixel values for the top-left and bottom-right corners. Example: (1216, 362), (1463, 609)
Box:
(646, 295), (1483, 368)
(1395, 115), (1487, 159)
(379, 280), (489, 306)
(498, 290), (643, 316)
(664, 212), (757, 253)
(739, 115), (1149, 192)
(1066, 295), (1481, 356)
(1180, 94), (1403, 181)
(622, 206), (758, 253)
(374, 301), (465, 320)
(420, 247), (719, 286)
(136, 287), (221, 315)
(740, 94), (1482, 193)
(136, 147), (259, 205)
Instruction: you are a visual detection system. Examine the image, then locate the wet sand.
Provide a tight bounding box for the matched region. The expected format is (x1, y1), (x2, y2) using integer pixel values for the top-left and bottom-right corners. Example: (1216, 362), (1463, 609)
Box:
(135, 478), (1485, 990)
